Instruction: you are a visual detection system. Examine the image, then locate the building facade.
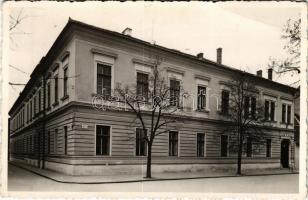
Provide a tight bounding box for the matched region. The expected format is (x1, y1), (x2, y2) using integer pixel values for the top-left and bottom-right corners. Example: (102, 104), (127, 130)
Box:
(9, 19), (297, 175)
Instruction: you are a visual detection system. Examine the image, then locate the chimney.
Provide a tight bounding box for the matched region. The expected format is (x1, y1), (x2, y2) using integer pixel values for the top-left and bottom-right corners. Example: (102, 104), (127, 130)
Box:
(122, 27), (132, 36)
(257, 70), (262, 77)
(268, 68), (273, 80)
(216, 47), (222, 64)
(197, 52), (204, 60)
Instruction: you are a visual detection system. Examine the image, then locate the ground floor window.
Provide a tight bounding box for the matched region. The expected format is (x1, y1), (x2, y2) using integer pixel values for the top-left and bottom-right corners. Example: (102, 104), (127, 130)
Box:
(197, 133), (205, 157)
(64, 126), (68, 155)
(246, 137), (252, 157)
(96, 125), (110, 155)
(266, 139), (271, 158)
(136, 128), (147, 156)
(220, 135), (228, 157)
(169, 131), (178, 156)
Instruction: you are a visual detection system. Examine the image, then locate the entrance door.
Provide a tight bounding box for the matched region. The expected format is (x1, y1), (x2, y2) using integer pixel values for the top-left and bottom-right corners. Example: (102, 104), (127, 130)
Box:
(281, 139), (290, 168)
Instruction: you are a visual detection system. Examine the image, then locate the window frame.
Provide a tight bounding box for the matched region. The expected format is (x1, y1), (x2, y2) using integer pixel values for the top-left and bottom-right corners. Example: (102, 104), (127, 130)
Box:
(221, 90), (230, 115)
(135, 127), (148, 156)
(95, 124), (112, 156)
(168, 130), (179, 157)
(136, 72), (149, 101)
(196, 132), (206, 157)
(220, 135), (229, 157)
(197, 85), (207, 111)
(169, 78), (181, 107)
(63, 65), (69, 98)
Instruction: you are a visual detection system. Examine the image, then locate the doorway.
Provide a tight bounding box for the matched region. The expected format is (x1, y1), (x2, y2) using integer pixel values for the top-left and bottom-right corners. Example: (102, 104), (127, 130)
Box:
(281, 139), (290, 168)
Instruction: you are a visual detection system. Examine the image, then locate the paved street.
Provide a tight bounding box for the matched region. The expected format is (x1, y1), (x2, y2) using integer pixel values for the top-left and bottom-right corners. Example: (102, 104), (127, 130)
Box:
(8, 164), (298, 193)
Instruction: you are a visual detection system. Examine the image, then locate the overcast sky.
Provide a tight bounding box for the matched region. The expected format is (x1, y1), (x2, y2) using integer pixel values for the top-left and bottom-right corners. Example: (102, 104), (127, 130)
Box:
(7, 2), (302, 109)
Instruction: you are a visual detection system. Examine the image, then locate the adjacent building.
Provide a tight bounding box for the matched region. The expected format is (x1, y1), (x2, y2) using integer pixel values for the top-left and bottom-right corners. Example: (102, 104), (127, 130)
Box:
(9, 19), (298, 175)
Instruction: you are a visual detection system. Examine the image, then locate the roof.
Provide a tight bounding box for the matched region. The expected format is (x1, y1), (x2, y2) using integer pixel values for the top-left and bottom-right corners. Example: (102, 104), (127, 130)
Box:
(9, 18), (297, 115)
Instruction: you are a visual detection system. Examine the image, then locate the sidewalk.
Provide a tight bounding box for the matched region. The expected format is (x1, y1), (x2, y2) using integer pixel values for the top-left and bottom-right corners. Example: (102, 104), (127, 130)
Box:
(9, 161), (298, 184)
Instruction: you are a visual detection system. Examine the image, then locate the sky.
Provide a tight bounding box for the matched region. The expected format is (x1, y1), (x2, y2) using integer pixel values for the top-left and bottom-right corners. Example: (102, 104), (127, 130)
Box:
(6, 2), (302, 109)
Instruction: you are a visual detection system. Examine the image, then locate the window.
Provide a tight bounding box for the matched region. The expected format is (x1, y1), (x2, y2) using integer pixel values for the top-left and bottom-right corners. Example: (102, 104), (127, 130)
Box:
(265, 100), (275, 121)
(30, 100), (32, 120)
(54, 129), (58, 154)
(221, 90), (229, 115)
(197, 86), (206, 110)
(64, 126), (67, 155)
(33, 96), (37, 116)
(47, 131), (50, 155)
(96, 125), (110, 155)
(169, 131), (178, 156)
(97, 64), (112, 96)
(197, 133), (205, 157)
(287, 105), (291, 124)
(136, 128), (147, 156)
(246, 137), (252, 157)
(282, 104), (286, 123)
(170, 79), (180, 106)
(38, 90), (41, 112)
(244, 96), (250, 118)
(270, 101), (275, 121)
(137, 72), (149, 101)
(63, 67), (68, 97)
(251, 97), (256, 119)
(54, 76), (59, 103)
(266, 139), (271, 158)
(47, 83), (51, 108)
(221, 135), (228, 157)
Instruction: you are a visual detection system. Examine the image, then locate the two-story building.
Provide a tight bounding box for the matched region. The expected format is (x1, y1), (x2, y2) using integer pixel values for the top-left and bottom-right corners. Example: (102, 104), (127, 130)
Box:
(8, 18), (298, 175)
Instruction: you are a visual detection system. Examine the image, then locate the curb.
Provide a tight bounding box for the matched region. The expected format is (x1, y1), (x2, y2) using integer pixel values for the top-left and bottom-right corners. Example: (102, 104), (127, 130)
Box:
(9, 162), (299, 185)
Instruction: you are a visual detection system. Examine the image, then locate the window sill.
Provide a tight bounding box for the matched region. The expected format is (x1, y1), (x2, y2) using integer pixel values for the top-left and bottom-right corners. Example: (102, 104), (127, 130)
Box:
(52, 101), (59, 107)
(196, 109), (210, 113)
(61, 95), (69, 101)
(280, 122), (293, 126)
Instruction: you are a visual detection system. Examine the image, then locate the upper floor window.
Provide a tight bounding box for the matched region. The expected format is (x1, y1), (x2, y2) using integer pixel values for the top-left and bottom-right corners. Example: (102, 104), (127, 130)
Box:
(136, 72), (149, 101)
(197, 86), (206, 110)
(47, 83), (51, 108)
(54, 76), (59, 104)
(169, 79), (180, 107)
(265, 100), (275, 121)
(221, 90), (229, 115)
(63, 67), (68, 97)
(97, 64), (112, 96)
(33, 96), (37, 116)
(38, 90), (41, 112)
(244, 96), (257, 119)
(136, 128), (147, 156)
(282, 103), (292, 124)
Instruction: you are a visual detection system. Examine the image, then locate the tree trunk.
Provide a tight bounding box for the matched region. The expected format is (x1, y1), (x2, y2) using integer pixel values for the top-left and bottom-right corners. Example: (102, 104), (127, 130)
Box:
(146, 142), (152, 178)
(237, 135), (243, 175)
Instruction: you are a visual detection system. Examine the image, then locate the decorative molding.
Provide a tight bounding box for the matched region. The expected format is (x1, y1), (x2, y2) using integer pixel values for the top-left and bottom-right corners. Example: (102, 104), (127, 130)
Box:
(166, 67), (185, 75)
(52, 63), (60, 72)
(59, 51), (70, 62)
(280, 96), (293, 102)
(132, 58), (155, 67)
(263, 91), (278, 99)
(219, 80), (233, 86)
(90, 48), (118, 59)
(194, 74), (211, 81)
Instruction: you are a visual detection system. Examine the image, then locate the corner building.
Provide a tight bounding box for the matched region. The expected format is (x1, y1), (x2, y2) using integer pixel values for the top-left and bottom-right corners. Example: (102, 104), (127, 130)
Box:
(9, 19), (297, 175)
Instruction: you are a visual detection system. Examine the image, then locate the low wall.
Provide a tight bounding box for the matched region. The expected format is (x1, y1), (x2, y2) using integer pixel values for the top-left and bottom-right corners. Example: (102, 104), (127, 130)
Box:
(44, 161), (281, 176)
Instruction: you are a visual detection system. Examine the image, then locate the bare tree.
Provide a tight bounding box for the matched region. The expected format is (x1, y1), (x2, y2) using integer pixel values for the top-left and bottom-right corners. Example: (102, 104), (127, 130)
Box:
(268, 18), (301, 75)
(222, 73), (269, 175)
(93, 55), (186, 178)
